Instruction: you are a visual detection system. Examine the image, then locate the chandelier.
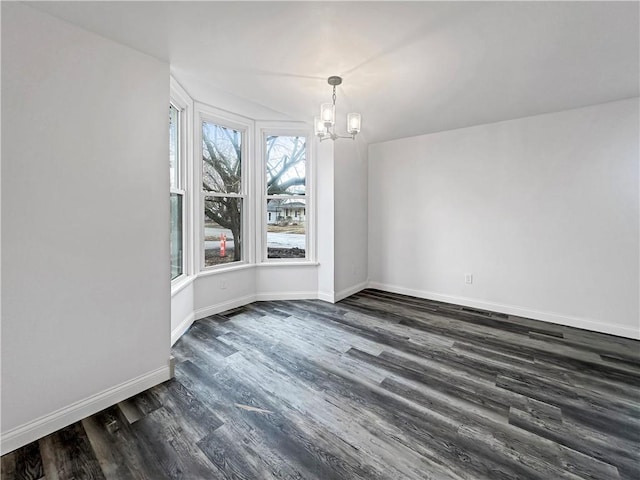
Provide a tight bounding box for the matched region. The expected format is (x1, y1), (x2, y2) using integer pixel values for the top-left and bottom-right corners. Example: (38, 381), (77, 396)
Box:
(314, 76), (361, 142)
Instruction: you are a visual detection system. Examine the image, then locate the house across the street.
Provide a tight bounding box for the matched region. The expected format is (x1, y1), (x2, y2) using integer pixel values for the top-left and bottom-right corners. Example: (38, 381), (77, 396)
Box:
(267, 198), (306, 224)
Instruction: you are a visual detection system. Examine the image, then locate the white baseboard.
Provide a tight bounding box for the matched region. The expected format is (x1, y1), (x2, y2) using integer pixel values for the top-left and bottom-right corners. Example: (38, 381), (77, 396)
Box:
(1, 365), (171, 455)
(335, 280), (369, 302)
(317, 291), (335, 303)
(171, 312), (195, 346)
(194, 294), (257, 320)
(255, 291), (318, 301)
(368, 281), (639, 340)
(194, 291), (327, 321)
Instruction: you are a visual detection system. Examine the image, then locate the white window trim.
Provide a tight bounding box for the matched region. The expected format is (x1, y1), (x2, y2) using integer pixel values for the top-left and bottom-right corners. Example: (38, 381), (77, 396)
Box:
(170, 77), (194, 290)
(257, 122), (316, 265)
(196, 102), (255, 273)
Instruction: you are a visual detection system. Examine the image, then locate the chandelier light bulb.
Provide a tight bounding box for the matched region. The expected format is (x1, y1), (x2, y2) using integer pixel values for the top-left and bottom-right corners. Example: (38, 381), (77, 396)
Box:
(320, 103), (335, 126)
(314, 117), (326, 136)
(347, 113), (361, 134)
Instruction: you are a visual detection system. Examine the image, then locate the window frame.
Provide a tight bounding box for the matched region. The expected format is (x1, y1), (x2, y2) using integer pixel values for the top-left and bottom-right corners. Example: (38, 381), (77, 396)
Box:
(169, 102), (186, 283)
(170, 78), (194, 290)
(258, 124), (315, 264)
(197, 105), (254, 272)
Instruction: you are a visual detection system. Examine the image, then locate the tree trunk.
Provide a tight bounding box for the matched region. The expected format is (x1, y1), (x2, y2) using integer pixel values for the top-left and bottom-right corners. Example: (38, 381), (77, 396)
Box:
(230, 210), (241, 262)
(231, 225), (241, 261)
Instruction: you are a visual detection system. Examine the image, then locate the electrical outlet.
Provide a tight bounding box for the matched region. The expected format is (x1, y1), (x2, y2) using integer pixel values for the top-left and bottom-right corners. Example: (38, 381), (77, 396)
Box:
(465, 273), (473, 284)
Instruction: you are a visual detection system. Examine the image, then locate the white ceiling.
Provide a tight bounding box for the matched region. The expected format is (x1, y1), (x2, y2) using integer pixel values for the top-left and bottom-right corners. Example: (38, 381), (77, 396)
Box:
(27, 1), (640, 144)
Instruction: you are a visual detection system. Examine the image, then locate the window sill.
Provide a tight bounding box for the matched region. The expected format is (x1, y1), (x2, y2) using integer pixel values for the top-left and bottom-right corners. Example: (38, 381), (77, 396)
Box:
(171, 274), (196, 297)
(197, 262), (256, 277)
(194, 260), (319, 280)
(257, 261), (319, 267)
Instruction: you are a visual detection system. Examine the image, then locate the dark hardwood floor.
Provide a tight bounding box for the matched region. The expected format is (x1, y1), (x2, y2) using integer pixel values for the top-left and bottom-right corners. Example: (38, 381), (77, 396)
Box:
(2, 289), (639, 479)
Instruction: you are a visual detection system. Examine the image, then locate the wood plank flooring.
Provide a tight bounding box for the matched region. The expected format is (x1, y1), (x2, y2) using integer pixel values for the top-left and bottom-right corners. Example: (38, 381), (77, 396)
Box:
(2, 289), (639, 479)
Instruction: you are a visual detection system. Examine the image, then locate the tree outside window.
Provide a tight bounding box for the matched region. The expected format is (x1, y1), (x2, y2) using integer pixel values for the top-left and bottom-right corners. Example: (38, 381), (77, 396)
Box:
(201, 124), (309, 267)
(265, 135), (306, 259)
(202, 122), (244, 267)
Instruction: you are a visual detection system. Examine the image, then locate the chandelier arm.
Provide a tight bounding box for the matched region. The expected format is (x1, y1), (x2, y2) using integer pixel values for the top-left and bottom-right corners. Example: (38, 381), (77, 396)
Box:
(335, 135), (356, 139)
(317, 132), (356, 142)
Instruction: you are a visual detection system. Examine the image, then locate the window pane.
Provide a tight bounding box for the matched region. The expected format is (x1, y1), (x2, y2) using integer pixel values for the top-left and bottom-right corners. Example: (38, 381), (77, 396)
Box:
(266, 198), (306, 259)
(202, 122), (242, 193)
(204, 196), (242, 267)
(169, 105), (179, 189)
(266, 135), (305, 195)
(170, 193), (183, 280)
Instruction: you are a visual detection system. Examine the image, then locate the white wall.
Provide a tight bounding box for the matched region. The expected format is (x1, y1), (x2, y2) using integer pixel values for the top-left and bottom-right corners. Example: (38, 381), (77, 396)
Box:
(171, 282), (195, 345)
(1, 3), (171, 452)
(194, 268), (257, 318)
(369, 98), (639, 339)
(334, 139), (369, 299)
(256, 265), (318, 300)
(316, 140), (336, 301)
